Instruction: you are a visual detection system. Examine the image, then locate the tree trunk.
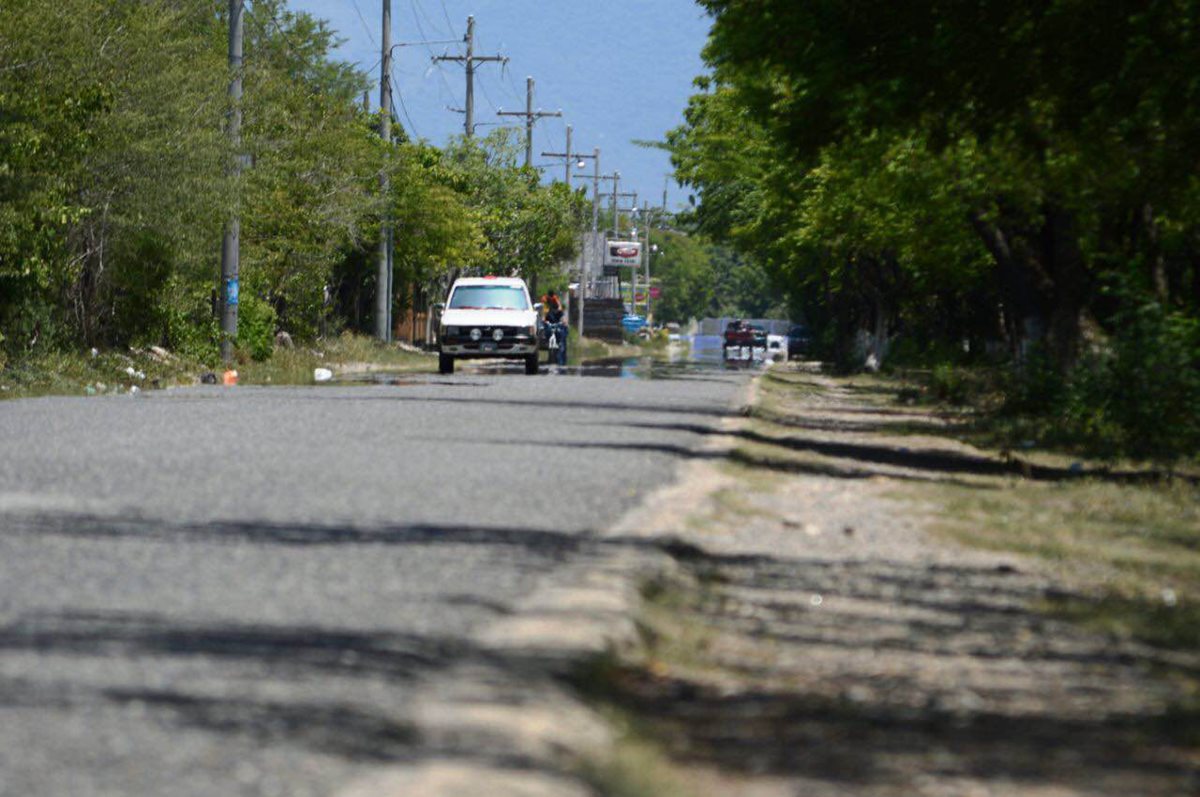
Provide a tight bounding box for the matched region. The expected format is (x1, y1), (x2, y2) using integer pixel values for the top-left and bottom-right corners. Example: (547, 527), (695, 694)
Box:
(1044, 205), (1087, 372)
(970, 211), (1050, 362)
(1140, 203), (1168, 303)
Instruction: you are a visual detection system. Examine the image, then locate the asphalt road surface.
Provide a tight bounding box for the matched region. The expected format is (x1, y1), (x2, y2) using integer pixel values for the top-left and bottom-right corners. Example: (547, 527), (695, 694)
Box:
(0, 360), (750, 797)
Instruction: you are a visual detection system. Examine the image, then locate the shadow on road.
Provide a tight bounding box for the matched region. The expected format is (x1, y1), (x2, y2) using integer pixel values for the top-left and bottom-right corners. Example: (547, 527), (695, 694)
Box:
(3, 511), (1197, 793)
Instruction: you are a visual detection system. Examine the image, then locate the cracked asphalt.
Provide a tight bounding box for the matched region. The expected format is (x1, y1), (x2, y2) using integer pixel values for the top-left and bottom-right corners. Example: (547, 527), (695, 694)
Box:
(0, 362), (750, 797)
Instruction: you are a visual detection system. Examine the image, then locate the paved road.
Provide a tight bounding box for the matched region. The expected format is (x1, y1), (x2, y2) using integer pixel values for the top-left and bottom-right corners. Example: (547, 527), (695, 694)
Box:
(0, 361), (749, 797)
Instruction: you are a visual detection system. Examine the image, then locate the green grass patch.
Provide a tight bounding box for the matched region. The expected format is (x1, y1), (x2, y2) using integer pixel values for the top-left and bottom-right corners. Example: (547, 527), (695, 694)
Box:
(0, 347), (204, 399)
(570, 331), (615, 363)
(0, 333), (436, 398)
(570, 650), (694, 797)
(235, 333), (432, 385)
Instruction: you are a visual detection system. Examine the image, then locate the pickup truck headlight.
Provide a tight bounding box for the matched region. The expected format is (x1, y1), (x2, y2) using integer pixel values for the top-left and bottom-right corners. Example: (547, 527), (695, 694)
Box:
(470, 328), (482, 341)
(526, 325), (537, 337)
(444, 326), (459, 336)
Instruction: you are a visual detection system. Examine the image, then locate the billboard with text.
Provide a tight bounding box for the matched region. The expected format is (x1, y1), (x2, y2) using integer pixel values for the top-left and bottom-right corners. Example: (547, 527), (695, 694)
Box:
(603, 240), (641, 267)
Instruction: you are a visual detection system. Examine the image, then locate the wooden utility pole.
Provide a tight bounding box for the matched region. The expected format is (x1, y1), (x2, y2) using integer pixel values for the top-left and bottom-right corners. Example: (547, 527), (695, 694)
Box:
(497, 77), (561, 168)
(219, 0), (243, 363)
(433, 16), (506, 137)
(643, 200), (653, 322)
(376, 0), (392, 342)
(545, 134), (598, 337)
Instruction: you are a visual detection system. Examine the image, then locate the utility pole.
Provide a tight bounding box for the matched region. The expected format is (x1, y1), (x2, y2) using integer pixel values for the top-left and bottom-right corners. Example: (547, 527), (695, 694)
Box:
(628, 191), (638, 317)
(433, 16), (506, 137)
(643, 200), (652, 322)
(610, 172), (619, 236)
(375, 0), (392, 342)
(610, 189), (640, 316)
(541, 125), (590, 186)
(563, 125), (571, 184)
(546, 135), (598, 337)
(219, 0), (243, 364)
(497, 77), (561, 168)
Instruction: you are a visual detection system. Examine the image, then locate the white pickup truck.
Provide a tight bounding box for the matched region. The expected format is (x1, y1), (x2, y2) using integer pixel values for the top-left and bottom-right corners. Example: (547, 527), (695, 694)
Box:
(436, 276), (541, 375)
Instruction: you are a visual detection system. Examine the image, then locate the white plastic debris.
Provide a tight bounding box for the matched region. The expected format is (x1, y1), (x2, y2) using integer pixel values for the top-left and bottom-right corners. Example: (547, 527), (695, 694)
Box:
(313, 367), (334, 382)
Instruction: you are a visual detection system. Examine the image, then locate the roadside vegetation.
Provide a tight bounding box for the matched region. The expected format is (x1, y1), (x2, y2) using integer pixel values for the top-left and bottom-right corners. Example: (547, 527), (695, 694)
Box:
(0, 332), (436, 398)
(668, 1), (1200, 465)
(1, 0), (586, 383)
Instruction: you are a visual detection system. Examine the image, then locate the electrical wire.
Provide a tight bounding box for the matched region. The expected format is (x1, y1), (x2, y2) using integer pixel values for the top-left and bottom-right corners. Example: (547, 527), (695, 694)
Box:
(349, 0), (377, 47)
(390, 83), (420, 140)
(438, 0), (455, 33)
(409, 0), (460, 108)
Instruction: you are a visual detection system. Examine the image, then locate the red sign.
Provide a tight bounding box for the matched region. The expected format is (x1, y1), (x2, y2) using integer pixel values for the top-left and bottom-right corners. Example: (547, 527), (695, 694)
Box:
(649, 286), (662, 299)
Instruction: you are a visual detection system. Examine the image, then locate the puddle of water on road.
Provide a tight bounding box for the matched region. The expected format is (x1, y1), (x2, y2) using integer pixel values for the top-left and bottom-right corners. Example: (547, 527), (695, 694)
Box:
(330, 335), (778, 384)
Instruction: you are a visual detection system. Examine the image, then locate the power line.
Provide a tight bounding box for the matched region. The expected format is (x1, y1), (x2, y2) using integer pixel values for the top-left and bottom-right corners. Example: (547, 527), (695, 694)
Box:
(410, 0), (460, 105)
(349, 0), (377, 47)
(411, 0), (448, 39)
(390, 83), (419, 139)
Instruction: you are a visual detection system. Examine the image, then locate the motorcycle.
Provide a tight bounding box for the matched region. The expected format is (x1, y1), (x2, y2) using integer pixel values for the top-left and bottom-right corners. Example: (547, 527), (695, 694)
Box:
(542, 320), (568, 366)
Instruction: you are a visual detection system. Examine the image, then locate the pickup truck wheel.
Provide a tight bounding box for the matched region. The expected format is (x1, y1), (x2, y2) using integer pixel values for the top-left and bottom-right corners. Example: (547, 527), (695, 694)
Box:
(438, 353), (454, 374)
(524, 354), (539, 375)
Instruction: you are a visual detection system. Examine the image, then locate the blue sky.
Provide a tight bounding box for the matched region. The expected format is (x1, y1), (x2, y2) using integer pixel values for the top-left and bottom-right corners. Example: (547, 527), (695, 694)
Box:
(288, 0), (713, 210)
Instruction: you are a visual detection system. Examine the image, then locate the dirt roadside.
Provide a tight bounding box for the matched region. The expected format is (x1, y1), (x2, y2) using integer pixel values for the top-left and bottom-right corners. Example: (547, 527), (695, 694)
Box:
(596, 362), (1200, 797)
(335, 361), (1198, 797)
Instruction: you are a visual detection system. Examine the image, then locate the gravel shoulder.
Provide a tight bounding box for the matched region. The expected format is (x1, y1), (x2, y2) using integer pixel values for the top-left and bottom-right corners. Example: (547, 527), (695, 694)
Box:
(590, 362), (1200, 796)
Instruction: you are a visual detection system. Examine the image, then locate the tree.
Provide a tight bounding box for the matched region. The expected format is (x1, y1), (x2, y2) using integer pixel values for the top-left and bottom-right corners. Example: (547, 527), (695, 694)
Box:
(673, 0), (1200, 370)
(438, 130), (587, 287)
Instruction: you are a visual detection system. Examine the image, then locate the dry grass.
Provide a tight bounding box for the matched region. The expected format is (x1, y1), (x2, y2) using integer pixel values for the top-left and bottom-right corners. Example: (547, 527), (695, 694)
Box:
(234, 333), (433, 385)
(916, 478), (1200, 649)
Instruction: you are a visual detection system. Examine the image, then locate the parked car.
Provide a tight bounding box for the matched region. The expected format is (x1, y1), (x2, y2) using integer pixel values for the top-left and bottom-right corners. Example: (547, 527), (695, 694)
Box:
(723, 319), (756, 350)
(767, 333), (787, 360)
(436, 276), (541, 375)
(787, 325), (813, 358)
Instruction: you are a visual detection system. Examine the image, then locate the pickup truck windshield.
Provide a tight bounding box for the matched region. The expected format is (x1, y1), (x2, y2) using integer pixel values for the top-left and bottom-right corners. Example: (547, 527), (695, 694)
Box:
(448, 285), (529, 310)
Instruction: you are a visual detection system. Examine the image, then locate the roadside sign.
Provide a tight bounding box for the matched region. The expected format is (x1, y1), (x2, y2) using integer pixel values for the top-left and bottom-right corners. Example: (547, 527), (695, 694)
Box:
(603, 240), (641, 267)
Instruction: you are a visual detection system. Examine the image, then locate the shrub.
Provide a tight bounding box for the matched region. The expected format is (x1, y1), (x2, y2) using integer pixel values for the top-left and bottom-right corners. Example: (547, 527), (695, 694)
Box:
(930, 363), (970, 405)
(236, 292), (277, 362)
(1066, 304), (1200, 462)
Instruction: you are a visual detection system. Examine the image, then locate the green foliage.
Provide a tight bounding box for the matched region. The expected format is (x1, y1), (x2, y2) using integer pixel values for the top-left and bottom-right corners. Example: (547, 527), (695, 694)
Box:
(437, 131), (587, 285)
(235, 292), (277, 362)
(1063, 305), (1200, 462)
(671, 0), (1200, 459)
(650, 229), (713, 323)
(0, 0), (588, 359)
(930, 365), (970, 406)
